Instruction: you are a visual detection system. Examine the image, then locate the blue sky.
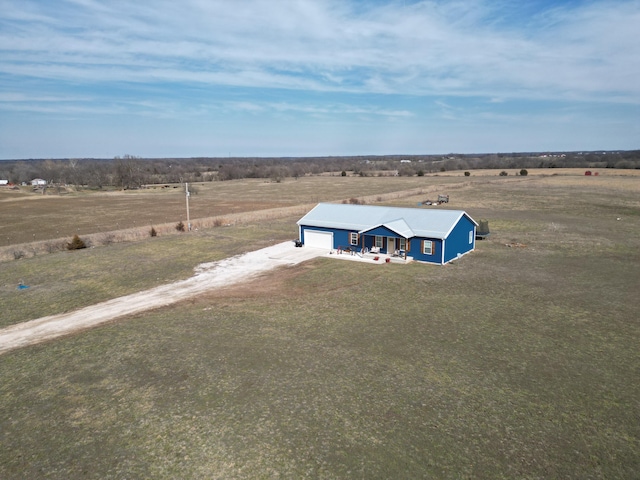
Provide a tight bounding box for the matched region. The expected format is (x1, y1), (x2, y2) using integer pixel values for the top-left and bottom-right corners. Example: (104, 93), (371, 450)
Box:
(0, 0), (638, 159)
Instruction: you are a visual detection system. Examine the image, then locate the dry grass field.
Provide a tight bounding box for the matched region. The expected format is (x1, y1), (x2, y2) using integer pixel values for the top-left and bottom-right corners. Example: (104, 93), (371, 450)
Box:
(0, 171), (639, 478)
(3, 169), (635, 254)
(0, 175), (463, 247)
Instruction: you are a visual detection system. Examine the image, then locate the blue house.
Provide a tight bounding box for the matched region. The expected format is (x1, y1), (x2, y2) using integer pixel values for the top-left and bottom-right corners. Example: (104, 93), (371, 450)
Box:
(297, 203), (478, 265)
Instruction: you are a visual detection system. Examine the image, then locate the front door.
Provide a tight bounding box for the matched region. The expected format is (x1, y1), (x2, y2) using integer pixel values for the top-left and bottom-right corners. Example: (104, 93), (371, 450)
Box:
(387, 237), (396, 254)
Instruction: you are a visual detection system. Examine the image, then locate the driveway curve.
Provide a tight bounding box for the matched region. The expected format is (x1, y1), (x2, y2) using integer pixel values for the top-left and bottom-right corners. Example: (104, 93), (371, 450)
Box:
(0, 242), (325, 355)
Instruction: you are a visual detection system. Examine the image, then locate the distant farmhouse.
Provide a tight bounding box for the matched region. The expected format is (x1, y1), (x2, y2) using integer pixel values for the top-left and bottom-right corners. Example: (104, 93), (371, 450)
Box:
(297, 203), (477, 265)
(0, 180), (8, 186)
(31, 178), (47, 186)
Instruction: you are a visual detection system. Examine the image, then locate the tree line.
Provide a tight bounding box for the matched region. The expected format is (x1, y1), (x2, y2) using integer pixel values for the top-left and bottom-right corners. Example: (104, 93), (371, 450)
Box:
(0, 151), (638, 188)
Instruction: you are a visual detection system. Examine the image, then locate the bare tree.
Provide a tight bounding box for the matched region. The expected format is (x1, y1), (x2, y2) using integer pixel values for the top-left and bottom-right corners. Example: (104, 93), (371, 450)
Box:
(114, 155), (145, 189)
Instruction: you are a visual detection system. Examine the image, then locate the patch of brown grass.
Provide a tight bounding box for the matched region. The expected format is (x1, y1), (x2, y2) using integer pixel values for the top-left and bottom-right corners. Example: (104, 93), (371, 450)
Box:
(0, 176), (469, 247)
(1, 175), (639, 478)
(431, 167), (640, 178)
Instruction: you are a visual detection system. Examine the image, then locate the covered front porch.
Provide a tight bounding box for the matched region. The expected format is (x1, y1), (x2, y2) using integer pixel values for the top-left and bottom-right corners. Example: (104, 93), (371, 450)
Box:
(358, 224), (412, 261)
(331, 246), (413, 264)
(333, 229), (412, 263)
(362, 247), (412, 263)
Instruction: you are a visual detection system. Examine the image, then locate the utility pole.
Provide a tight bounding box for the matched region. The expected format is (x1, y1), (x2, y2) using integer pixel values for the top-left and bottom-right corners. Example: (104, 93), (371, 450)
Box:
(185, 182), (191, 231)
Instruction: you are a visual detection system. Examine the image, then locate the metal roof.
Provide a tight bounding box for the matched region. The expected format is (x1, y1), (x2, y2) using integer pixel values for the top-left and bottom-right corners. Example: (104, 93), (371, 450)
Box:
(298, 203), (477, 239)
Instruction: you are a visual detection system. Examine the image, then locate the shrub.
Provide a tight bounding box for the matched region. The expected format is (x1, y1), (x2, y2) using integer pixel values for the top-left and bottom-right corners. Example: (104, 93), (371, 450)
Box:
(67, 234), (87, 250)
(45, 241), (63, 254)
(175, 221), (185, 232)
(100, 233), (116, 245)
(499, 171), (508, 176)
(150, 226), (157, 237)
(464, 171), (471, 176)
(341, 171), (347, 177)
(520, 169), (528, 176)
(417, 170), (425, 177)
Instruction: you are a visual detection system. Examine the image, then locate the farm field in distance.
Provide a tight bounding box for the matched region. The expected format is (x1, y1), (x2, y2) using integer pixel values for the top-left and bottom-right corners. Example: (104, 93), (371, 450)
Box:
(0, 170), (639, 478)
(0, 174), (461, 247)
(3, 168), (638, 248)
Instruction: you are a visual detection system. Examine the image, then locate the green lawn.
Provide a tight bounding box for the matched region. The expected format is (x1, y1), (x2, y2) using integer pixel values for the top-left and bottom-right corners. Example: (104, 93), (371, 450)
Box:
(1, 175), (638, 479)
(0, 217), (298, 327)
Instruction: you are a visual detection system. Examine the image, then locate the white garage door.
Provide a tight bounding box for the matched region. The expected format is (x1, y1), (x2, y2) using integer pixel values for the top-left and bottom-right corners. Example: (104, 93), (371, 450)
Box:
(304, 230), (333, 250)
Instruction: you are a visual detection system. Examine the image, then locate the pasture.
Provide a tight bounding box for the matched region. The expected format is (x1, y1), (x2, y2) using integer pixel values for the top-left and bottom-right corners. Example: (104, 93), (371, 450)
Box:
(0, 175), (465, 247)
(0, 172), (639, 478)
(5, 169), (633, 247)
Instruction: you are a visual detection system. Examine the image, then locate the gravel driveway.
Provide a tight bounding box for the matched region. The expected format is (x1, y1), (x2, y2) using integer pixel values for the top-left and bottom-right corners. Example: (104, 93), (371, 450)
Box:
(0, 242), (325, 355)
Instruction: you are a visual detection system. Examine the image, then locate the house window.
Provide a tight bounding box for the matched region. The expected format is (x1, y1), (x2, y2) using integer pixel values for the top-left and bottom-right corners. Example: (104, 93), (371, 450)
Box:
(375, 236), (383, 248)
(350, 232), (358, 245)
(469, 231), (473, 244)
(399, 238), (406, 251)
(423, 240), (432, 255)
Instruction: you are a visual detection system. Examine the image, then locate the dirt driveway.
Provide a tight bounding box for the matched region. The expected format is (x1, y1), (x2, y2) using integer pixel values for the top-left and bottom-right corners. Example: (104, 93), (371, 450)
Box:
(0, 242), (326, 355)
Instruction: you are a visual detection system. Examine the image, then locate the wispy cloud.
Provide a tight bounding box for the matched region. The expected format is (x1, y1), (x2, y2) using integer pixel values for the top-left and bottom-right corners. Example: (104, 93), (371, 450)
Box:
(1, 0), (638, 101)
(225, 100), (413, 118)
(0, 0), (637, 158)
